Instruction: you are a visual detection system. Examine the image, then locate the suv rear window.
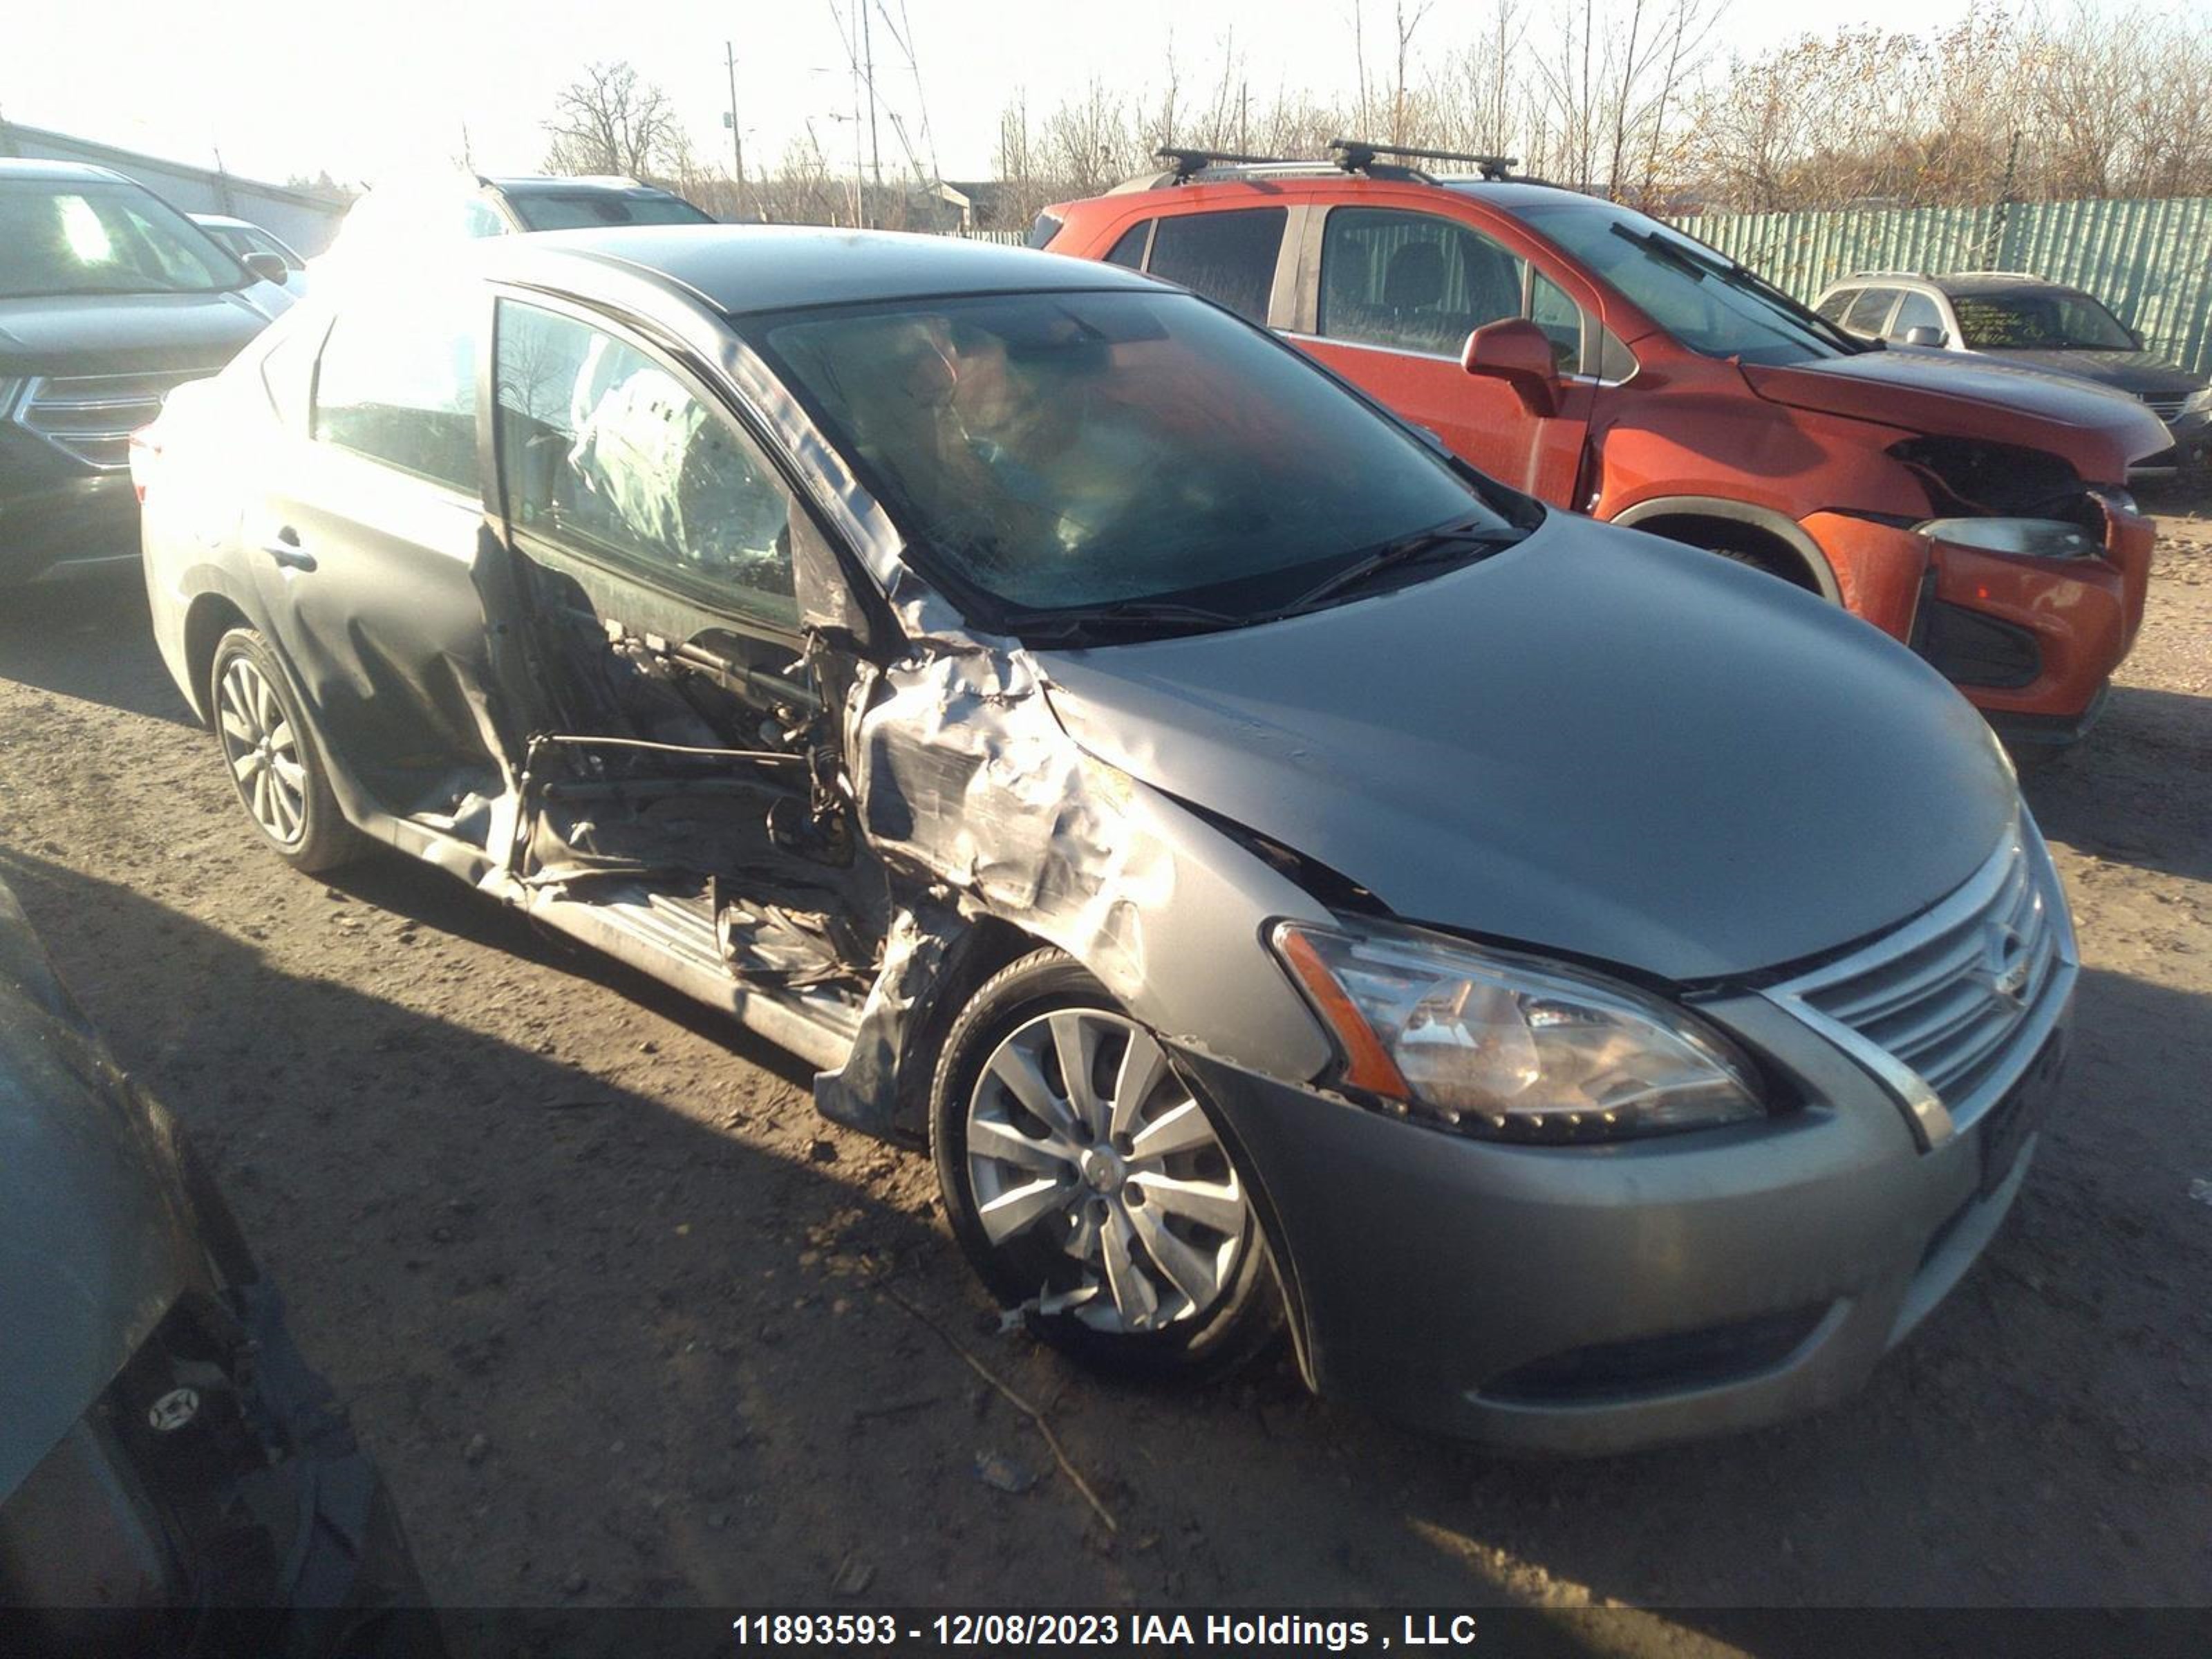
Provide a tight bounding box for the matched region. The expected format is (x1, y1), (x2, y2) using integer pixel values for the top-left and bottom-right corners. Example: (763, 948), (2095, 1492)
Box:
(1146, 209), (1286, 324)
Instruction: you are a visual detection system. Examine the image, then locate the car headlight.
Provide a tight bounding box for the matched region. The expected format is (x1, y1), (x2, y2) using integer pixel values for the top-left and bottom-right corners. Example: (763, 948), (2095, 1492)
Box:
(0, 377), (26, 420)
(1270, 920), (1765, 1141)
(1915, 517), (2098, 557)
(2182, 386), (2212, 416)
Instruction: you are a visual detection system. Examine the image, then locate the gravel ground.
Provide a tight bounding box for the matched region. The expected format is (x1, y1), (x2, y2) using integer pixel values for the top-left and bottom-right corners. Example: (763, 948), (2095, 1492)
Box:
(1, 494), (2207, 1637)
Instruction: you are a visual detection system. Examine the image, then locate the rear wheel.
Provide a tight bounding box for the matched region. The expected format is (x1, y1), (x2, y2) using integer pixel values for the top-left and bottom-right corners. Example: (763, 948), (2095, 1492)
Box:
(931, 948), (1281, 1382)
(209, 628), (364, 874)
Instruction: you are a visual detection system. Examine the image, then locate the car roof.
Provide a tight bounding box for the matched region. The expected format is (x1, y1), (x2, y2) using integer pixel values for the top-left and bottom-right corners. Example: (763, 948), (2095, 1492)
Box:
(1089, 169), (1588, 214)
(0, 157), (131, 185)
(483, 225), (1151, 317)
(485, 176), (673, 198)
(1824, 270), (2076, 299)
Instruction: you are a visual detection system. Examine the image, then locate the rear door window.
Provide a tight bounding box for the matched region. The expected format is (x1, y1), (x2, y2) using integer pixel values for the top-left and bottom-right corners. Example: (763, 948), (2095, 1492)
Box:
(493, 299), (798, 627)
(1145, 209), (1286, 324)
(1319, 207), (1526, 358)
(1814, 288), (1859, 324)
(312, 291), (479, 491)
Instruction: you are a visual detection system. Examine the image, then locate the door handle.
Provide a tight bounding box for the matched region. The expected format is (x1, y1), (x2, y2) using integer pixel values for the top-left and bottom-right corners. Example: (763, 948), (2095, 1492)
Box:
(262, 527), (316, 572)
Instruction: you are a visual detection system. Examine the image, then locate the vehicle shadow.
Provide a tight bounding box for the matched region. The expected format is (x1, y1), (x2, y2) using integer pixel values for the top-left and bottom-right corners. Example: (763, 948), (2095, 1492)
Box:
(0, 847), (1152, 1619)
(0, 565), (197, 727)
(2020, 682), (2212, 885)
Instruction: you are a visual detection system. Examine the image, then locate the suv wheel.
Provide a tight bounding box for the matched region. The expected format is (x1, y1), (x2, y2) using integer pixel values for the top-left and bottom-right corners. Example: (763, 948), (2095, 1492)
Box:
(209, 628), (364, 873)
(931, 948), (1281, 1381)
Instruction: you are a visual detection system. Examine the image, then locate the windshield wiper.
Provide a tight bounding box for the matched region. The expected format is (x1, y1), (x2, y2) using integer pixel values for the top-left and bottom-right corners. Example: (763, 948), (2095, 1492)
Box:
(1607, 225), (1864, 353)
(997, 597), (1249, 646)
(1275, 518), (1523, 615)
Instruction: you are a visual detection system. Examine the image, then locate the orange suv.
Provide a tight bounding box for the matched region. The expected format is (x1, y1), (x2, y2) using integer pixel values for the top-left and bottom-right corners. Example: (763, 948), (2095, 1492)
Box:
(1040, 143), (2167, 744)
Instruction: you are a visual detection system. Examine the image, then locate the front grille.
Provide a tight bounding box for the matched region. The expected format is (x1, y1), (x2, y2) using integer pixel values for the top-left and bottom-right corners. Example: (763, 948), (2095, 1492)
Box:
(1766, 818), (2077, 1145)
(2142, 395), (2186, 423)
(13, 371), (199, 470)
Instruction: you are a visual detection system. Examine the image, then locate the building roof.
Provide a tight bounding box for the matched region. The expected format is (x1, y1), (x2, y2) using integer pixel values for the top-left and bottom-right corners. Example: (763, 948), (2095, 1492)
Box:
(490, 224), (1141, 317)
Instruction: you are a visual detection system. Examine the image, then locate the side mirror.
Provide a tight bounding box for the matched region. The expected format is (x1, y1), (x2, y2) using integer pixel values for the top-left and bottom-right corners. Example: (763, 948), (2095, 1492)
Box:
(242, 250), (289, 285)
(1901, 325), (1947, 348)
(1461, 319), (1560, 418)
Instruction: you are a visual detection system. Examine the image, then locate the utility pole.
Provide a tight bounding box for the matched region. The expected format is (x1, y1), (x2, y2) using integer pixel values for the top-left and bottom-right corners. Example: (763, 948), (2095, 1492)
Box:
(861, 0), (883, 209)
(724, 40), (749, 220)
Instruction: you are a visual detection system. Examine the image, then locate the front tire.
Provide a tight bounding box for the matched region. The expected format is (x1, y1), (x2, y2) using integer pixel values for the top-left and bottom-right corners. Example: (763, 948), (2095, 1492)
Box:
(930, 948), (1281, 1382)
(209, 628), (364, 874)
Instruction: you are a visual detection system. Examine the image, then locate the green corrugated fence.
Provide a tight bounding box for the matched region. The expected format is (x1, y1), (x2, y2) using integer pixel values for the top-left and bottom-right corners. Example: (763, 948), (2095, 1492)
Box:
(1670, 196), (2212, 377)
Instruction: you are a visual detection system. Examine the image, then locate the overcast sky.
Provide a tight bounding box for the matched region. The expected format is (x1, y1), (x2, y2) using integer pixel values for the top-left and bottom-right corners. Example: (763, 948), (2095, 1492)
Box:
(6, 0), (2029, 189)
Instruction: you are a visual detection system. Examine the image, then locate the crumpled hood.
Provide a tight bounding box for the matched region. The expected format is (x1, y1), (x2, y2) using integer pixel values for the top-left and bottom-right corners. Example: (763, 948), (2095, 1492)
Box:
(0, 286), (282, 376)
(1741, 348), (2173, 480)
(1967, 347), (2206, 403)
(0, 882), (205, 1499)
(1039, 517), (2019, 984)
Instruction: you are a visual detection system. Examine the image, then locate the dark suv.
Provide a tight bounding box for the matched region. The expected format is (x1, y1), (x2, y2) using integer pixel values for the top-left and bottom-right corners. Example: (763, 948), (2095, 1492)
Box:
(0, 159), (292, 584)
(1813, 270), (2211, 471)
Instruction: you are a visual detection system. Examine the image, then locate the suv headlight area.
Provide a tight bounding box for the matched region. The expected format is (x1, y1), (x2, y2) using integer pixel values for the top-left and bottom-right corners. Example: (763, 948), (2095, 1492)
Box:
(1271, 921), (1765, 1141)
(1915, 516), (2099, 557)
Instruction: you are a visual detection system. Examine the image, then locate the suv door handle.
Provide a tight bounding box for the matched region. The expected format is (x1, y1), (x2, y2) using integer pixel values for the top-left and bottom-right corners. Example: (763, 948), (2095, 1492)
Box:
(262, 527), (317, 572)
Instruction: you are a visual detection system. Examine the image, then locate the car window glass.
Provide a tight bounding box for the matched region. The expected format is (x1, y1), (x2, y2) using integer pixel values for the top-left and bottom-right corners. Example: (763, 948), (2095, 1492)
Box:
(1814, 288), (1859, 324)
(1950, 290), (2136, 350)
(312, 291), (478, 491)
(505, 192), (712, 231)
(1145, 209), (1285, 324)
(758, 288), (1506, 620)
(461, 198), (505, 238)
(0, 180), (238, 298)
(1528, 270), (1584, 371)
(1842, 288), (1897, 336)
(1104, 221), (1150, 269)
(1593, 325), (1638, 382)
(261, 317), (322, 428)
(494, 301), (798, 626)
(1320, 207), (1524, 358)
(1891, 290), (1945, 342)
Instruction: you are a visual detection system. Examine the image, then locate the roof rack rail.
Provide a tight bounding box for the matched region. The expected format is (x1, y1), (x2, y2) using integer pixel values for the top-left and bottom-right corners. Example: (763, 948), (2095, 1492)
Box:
(1154, 146), (1298, 182)
(1329, 138), (1519, 182)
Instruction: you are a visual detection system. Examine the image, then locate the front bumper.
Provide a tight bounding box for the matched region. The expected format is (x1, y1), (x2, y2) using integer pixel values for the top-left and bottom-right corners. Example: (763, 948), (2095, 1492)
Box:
(0, 441), (142, 584)
(1179, 991), (2067, 1455)
(0, 1278), (437, 1656)
(1803, 498), (2152, 732)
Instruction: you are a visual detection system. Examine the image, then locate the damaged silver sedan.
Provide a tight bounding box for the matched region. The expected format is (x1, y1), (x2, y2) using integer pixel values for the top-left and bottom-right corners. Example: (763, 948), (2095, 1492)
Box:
(137, 228), (2074, 1452)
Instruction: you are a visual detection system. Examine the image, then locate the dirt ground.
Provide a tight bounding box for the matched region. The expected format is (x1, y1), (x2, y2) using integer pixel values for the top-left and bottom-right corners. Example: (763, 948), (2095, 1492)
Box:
(1, 490), (2207, 1638)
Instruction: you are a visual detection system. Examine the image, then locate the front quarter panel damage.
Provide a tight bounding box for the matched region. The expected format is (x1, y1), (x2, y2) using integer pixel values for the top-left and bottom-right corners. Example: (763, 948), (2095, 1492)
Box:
(707, 330), (1338, 1136)
(813, 635), (1339, 1138)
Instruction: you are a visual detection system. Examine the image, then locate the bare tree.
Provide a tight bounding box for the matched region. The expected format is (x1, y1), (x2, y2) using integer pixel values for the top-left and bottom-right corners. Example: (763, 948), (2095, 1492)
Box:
(543, 61), (683, 179)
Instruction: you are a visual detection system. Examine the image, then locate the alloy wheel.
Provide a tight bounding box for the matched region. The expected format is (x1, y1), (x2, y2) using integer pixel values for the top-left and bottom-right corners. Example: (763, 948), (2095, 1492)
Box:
(216, 655), (308, 845)
(964, 1008), (1250, 1334)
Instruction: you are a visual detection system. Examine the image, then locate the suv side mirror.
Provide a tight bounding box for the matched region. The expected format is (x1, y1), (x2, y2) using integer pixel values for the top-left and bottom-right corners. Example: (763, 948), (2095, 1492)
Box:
(1461, 319), (1560, 417)
(1900, 325), (1947, 348)
(242, 251), (289, 285)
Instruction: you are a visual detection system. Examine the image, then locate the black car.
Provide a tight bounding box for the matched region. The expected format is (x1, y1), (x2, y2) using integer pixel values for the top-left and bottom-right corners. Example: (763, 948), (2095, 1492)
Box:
(1815, 268), (2211, 469)
(0, 876), (432, 1651)
(0, 159), (293, 585)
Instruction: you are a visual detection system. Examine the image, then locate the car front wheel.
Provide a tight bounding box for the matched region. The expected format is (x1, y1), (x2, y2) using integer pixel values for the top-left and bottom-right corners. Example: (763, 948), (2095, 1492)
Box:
(931, 948), (1281, 1381)
(209, 628), (363, 874)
